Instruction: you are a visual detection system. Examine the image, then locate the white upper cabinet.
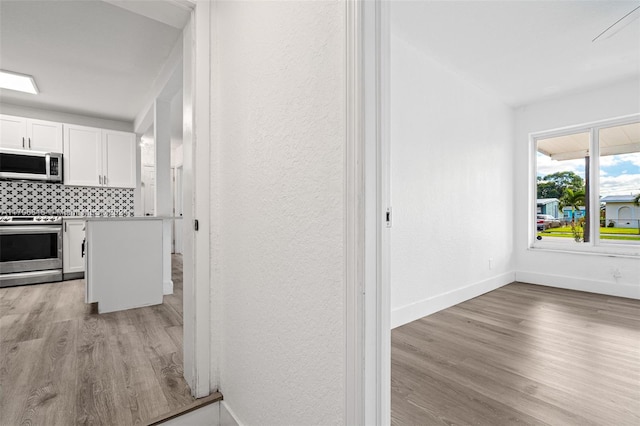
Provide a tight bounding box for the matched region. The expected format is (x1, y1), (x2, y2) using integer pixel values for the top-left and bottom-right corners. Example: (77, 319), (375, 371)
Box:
(64, 124), (102, 187)
(0, 115), (26, 149)
(0, 114), (63, 152)
(27, 118), (63, 152)
(64, 124), (136, 188)
(2, 114), (136, 189)
(102, 130), (136, 188)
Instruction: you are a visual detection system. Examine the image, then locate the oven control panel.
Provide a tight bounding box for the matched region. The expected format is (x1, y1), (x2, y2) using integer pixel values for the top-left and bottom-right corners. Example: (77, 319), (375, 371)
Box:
(34, 216), (62, 223)
(0, 216), (62, 224)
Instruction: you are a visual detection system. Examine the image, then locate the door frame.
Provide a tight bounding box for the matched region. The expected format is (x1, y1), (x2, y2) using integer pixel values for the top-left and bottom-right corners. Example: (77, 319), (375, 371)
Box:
(182, 0), (213, 398)
(368, 0), (392, 423)
(349, 0), (391, 423)
(174, 165), (184, 254)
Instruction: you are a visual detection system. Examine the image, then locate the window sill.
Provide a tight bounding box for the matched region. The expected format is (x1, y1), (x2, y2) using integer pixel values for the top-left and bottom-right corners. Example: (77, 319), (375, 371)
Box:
(529, 241), (640, 258)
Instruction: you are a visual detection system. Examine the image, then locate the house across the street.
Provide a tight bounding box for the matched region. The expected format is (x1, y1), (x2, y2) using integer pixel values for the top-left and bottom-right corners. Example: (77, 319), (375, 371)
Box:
(601, 194), (640, 229)
(537, 198), (560, 217)
(562, 206), (586, 222)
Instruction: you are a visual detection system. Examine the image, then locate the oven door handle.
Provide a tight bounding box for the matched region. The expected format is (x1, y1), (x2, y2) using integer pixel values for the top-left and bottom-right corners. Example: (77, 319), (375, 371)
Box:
(0, 226), (62, 234)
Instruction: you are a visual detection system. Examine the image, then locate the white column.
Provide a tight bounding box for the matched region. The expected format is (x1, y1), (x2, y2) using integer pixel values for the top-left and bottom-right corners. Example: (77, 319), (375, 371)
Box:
(133, 135), (143, 216)
(154, 98), (174, 295)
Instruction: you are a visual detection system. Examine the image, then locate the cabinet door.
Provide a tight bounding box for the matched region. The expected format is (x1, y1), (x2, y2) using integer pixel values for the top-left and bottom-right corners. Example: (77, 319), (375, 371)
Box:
(103, 130), (136, 188)
(64, 124), (102, 187)
(63, 220), (86, 274)
(0, 115), (27, 149)
(27, 119), (63, 152)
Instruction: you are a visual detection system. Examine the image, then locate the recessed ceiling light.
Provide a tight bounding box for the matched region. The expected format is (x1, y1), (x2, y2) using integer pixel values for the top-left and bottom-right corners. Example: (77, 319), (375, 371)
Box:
(0, 70), (39, 94)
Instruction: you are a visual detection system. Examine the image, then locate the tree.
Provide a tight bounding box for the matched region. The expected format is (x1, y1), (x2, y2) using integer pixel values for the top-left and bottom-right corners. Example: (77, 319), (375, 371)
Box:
(537, 171), (584, 200)
(634, 193), (640, 206)
(562, 187), (586, 219)
(537, 180), (564, 199)
(545, 171), (584, 190)
(563, 187), (586, 242)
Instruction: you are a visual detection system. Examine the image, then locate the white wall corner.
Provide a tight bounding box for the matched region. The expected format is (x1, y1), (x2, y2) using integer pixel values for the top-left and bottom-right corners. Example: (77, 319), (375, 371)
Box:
(515, 271), (640, 300)
(220, 401), (241, 426)
(391, 272), (516, 329)
(133, 32), (184, 134)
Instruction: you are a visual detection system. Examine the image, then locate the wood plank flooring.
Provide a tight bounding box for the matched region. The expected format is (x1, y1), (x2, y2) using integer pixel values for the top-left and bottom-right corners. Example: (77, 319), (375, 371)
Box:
(0, 255), (202, 426)
(391, 282), (640, 426)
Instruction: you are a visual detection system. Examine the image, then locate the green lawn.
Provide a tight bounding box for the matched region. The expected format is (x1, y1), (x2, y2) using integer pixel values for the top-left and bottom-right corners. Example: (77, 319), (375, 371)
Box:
(538, 225), (640, 241)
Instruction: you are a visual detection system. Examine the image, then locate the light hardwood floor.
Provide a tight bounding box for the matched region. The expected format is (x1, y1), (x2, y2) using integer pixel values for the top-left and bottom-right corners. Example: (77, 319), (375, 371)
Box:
(391, 282), (640, 426)
(0, 255), (207, 426)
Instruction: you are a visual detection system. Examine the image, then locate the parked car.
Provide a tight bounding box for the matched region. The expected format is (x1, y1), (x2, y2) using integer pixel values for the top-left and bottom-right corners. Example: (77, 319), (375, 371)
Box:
(537, 214), (561, 230)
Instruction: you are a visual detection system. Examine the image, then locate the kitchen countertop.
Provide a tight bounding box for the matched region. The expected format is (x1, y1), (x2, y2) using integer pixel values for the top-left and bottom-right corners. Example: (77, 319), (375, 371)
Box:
(77, 216), (181, 221)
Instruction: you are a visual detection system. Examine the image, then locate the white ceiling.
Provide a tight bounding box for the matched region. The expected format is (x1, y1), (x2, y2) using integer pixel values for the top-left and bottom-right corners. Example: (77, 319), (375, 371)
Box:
(2, 1), (637, 125)
(391, 0), (640, 107)
(0, 0), (187, 123)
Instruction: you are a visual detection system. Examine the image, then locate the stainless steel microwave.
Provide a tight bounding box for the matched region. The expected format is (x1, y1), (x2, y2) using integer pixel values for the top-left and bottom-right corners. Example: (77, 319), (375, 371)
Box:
(0, 148), (63, 183)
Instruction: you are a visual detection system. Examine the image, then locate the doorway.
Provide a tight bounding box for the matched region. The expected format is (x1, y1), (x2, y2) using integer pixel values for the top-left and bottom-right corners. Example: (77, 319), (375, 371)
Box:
(0, 2), (212, 424)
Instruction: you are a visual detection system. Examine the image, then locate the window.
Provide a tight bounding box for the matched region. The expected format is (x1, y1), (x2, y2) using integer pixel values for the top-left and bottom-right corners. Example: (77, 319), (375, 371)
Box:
(532, 115), (640, 255)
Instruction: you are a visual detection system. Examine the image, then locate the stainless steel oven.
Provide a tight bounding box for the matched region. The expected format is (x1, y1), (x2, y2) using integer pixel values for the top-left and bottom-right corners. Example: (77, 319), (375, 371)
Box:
(0, 216), (63, 287)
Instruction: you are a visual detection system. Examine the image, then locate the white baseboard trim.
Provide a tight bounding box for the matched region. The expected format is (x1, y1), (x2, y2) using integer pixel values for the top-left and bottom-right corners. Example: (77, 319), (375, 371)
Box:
(515, 271), (640, 299)
(163, 279), (174, 295)
(391, 272), (515, 329)
(220, 401), (241, 426)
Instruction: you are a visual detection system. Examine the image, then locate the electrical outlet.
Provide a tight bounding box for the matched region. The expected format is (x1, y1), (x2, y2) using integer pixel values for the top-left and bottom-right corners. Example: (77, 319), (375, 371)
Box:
(612, 268), (622, 279)
(489, 258), (494, 270)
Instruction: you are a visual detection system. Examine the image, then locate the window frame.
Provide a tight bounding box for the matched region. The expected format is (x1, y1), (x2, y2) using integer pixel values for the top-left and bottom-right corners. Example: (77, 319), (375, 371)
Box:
(529, 113), (640, 257)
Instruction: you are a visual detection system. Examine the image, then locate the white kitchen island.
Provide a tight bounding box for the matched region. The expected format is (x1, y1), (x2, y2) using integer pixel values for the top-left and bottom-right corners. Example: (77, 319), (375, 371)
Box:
(84, 216), (172, 314)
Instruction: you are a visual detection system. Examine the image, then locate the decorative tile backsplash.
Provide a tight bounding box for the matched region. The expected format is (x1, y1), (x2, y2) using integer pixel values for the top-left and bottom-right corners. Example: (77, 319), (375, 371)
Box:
(0, 181), (134, 217)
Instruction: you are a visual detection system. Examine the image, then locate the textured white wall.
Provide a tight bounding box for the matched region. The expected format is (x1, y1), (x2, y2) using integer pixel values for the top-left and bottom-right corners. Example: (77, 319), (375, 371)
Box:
(211, 1), (345, 424)
(514, 78), (640, 298)
(390, 32), (516, 328)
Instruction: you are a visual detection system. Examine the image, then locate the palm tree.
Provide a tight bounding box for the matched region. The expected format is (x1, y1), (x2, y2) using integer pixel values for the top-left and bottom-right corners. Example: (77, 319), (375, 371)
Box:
(562, 187), (586, 220)
(562, 188), (586, 242)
